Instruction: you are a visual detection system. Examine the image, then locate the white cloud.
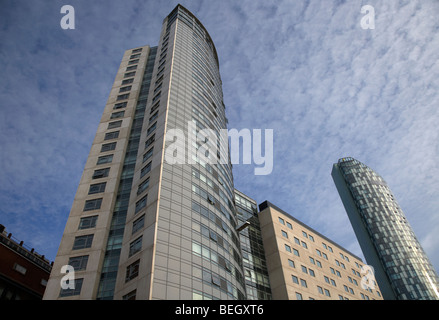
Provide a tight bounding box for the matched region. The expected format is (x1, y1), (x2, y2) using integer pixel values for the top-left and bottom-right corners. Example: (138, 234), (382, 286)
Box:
(0, 0), (438, 276)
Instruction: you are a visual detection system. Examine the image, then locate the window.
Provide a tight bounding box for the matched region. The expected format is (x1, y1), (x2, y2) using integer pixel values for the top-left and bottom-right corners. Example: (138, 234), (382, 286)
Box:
(83, 198), (102, 211)
(92, 167), (110, 179)
(120, 86), (132, 93)
(145, 134), (155, 149)
(293, 248), (300, 257)
(153, 82), (162, 94)
(128, 59), (139, 65)
(309, 235), (314, 242)
(317, 286), (324, 294)
(302, 231), (308, 238)
(88, 182), (106, 195)
(132, 215), (145, 234)
(125, 260), (140, 282)
(288, 259), (295, 268)
(13, 263), (27, 275)
(324, 289), (331, 297)
(126, 65), (137, 71)
(209, 230), (218, 242)
(294, 237), (300, 245)
(131, 48), (142, 53)
(152, 92), (161, 103)
(130, 53), (141, 59)
(309, 257), (315, 265)
(78, 215), (98, 229)
(121, 78), (134, 85)
(278, 217), (285, 225)
(59, 278), (83, 297)
(286, 222), (292, 229)
(140, 162), (152, 178)
(124, 71), (136, 78)
(301, 241), (308, 249)
(111, 111), (125, 119)
(309, 269), (315, 277)
(149, 111), (159, 124)
(211, 274), (221, 286)
(72, 235), (93, 250)
(137, 178), (150, 195)
(296, 292), (303, 300)
(129, 236), (142, 257)
(147, 122), (157, 135)
(301, 265), (308, 274)
(123, 290), (137, 300)
(135, 195), (147, 213)
(300, 279), (307, 288)
(104, 131), (119, 140)
(331, 279), (337, 287)
(108, 120), (122, 129)
(150, 101), (160, 114)
(281, 230), (288, 238)
(114, 102), (127, 110)
(117, 94), (129, 101)
(292, 275), (299, 284)
(101, 142), (116, 152)
(68, 255), (89, 271)
(285, 244), (292, 253)
(143, 147), (154, 163)
(97, 154), (113, 165)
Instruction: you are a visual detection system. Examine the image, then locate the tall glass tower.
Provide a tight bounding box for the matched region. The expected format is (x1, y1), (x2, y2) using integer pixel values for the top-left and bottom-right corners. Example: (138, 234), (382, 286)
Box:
(44, 5), (245, 300)
(332, 157), (439, 300)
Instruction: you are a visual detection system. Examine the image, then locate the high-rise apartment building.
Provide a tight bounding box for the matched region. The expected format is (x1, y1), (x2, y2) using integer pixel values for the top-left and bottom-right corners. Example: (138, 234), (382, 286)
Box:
(258, 201), (383, 300)
(44, 4), (246, 300)
(43, 4), (435, 302)
(332, 157), (439, 300)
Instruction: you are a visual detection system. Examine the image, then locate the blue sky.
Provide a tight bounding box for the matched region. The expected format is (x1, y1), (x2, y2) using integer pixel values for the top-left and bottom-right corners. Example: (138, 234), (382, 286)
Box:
(1, 0), (438, 275)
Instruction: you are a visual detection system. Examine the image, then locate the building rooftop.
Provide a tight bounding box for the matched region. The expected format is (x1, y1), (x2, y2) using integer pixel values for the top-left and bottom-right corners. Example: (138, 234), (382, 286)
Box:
(258, 201), (364, 261)
(0, 224), (52, 273)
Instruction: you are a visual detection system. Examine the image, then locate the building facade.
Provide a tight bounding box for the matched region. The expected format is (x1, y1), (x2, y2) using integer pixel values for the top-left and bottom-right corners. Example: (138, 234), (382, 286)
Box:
(44, 4), (245, 300)
(0, 225), (52, 300)
(258, 202), (383, 300)
(235, 190), (272, 300)
(332, 157), (439, 300)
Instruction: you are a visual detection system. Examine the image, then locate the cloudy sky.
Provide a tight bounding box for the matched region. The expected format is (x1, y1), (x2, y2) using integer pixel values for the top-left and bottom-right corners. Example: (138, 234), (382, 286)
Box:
(1, 0), (438, 275)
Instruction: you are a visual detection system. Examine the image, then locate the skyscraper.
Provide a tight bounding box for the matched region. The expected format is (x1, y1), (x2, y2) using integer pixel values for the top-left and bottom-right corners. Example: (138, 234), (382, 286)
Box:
(332, 157), (439, 300)
(44, 4), (246, 300)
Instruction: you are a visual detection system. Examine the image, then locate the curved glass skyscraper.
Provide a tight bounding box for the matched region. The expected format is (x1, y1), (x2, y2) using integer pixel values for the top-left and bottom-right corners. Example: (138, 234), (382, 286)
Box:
(44, 4), (245, 300)
(332, 157), (439, 300)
